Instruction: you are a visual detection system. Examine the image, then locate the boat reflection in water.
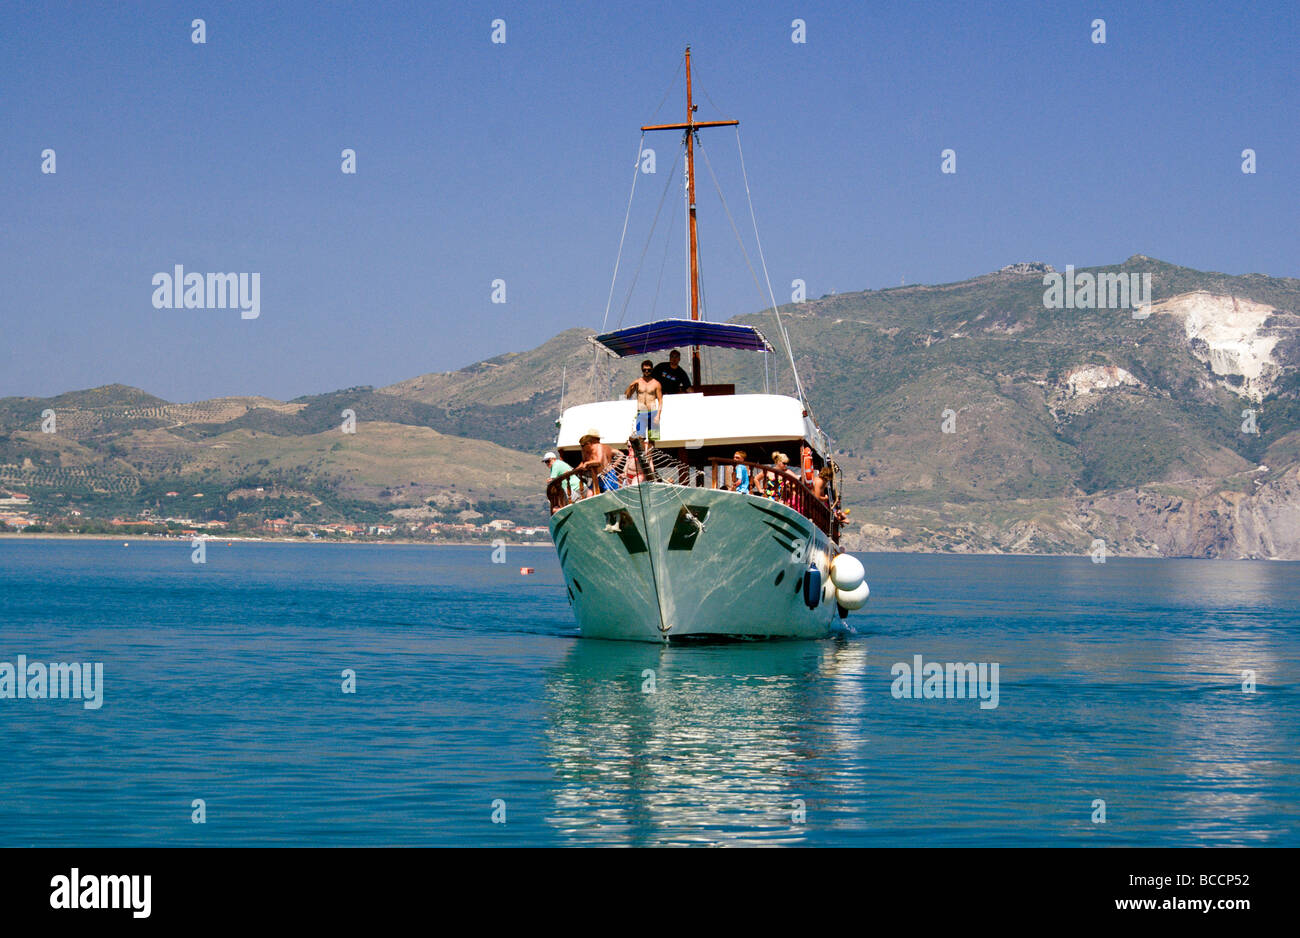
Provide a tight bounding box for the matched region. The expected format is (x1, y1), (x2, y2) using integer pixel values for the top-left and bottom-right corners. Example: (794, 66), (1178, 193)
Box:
(541, 637), (870, 846)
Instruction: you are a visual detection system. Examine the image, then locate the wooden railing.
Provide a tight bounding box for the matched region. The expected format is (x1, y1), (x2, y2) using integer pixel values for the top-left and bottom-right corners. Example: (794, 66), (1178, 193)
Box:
(546, 441), (685, 514)
(545, 453), (837, 540)
(545, 448), (649, 512)
(546, 467), (594, 513)
(706, 458), (834, 536)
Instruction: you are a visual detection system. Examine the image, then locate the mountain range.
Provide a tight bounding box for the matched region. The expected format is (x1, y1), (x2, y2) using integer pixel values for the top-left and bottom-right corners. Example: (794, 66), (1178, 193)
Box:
(4, 255), (1299, 557)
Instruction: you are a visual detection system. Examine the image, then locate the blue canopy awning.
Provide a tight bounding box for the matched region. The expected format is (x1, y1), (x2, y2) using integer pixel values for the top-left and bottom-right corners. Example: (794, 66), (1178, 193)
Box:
(589, 319), (774, 358)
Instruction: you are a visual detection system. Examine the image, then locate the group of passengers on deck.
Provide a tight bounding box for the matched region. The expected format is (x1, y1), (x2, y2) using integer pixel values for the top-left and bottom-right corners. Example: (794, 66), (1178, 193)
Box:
(544, 354), (840, 521)
(723, 449), (836, 504)
(545, 441), (829, 510)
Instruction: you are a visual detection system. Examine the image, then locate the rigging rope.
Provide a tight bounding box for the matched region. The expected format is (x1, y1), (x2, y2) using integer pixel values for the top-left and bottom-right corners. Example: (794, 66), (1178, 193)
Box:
(600, 133), (647, 334)
(616, 143), (684, 330)
(697, 138), (791, 398)
(592, 66), (685, 396)
(691, 72), (771, 395)
(648, 174), (680, 320)
(634, 477), (668, 634)
(650, 58), (684, 122)
(735, 129), (810, 408)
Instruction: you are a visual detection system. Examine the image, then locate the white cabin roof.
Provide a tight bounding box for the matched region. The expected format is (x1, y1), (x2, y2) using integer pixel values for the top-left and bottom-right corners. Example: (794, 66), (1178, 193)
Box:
(556, 393), (823, 451)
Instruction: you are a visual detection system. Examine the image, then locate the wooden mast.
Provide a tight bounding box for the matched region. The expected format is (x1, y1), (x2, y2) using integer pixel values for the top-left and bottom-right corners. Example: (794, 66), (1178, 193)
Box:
(641, 47), (738, 388)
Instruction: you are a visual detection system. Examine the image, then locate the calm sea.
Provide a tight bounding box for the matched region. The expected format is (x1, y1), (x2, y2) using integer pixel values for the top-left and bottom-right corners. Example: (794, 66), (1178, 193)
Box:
(0, 539), (1296, 846)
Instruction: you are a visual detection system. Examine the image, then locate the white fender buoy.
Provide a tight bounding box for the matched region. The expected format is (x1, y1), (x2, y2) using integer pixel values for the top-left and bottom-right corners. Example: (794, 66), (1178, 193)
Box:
(837, 580), (870, 610)
(830, 553), (865, 590)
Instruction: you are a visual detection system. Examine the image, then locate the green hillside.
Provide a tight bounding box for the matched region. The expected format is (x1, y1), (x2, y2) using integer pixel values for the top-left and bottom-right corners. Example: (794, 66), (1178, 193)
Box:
(4, 256), (1299, 555)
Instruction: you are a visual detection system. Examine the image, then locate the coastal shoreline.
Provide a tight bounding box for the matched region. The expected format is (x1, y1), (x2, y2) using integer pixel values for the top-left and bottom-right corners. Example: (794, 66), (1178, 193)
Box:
(0, 532), (1290, 560)
(0, 533), (554, 548)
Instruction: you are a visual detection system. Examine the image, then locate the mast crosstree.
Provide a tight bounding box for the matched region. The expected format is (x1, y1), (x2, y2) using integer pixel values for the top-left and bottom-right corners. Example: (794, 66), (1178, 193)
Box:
(641, 46), (738, 388)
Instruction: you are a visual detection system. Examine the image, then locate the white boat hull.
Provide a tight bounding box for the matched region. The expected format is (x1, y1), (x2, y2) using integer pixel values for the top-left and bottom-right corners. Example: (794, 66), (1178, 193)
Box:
(549, 482), (843, 642)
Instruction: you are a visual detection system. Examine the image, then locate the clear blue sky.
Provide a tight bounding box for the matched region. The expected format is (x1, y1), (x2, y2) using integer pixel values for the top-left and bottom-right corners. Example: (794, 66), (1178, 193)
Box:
(2, 0), (1295, 402)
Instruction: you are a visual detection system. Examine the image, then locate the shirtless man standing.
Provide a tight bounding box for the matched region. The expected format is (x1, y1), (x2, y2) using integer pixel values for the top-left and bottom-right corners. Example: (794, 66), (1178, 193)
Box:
(625, 360), (663, 439)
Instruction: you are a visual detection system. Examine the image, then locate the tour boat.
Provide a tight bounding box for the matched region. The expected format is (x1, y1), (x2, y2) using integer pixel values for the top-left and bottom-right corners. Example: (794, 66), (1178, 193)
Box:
(545, 49), (868, 642)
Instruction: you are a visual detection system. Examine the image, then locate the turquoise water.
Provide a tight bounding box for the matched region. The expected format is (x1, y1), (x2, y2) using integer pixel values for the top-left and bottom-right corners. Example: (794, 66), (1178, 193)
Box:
(0, 539), (1296, 846)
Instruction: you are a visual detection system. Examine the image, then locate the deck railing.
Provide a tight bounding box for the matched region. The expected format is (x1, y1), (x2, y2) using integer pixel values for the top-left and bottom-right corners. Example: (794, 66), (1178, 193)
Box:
(545, 451), (836, 538)
(545, 467), (595, 513)
(706, 458), (834, 537)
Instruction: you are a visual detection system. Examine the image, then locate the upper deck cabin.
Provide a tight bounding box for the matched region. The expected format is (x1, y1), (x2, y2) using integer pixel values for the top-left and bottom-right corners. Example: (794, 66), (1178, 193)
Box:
(555, 392), (824, 466)
(558, 317), (828, 465)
